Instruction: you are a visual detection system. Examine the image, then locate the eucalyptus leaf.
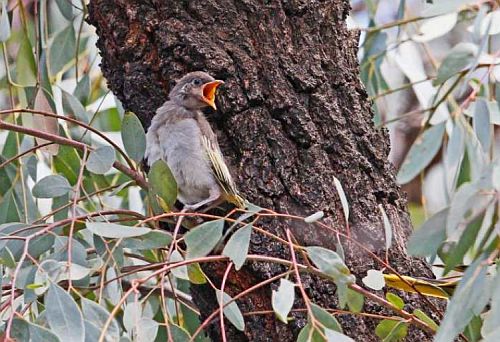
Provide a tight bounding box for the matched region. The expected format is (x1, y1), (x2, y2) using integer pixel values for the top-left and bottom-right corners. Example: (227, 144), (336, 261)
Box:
(397, 123), (445, 184)
(271, 279), (295, 323)
(379, 205), (392, 250)
(324, 329), (355, 342)
(333, 176), (349, 224)
(86, 222), (151, 238)
(0, 0), (11, 42)
(408, 208), (448, 257)
(29, 322), (61, 342)
(310, 303), (342, 332)
(434, 43), (477, 85)
(122, 112), (146, 163)
(185, 220), (224, 259)
(306, 246), (354, 285)
(375, 320), (408, 342)
(62, 90), (88, 123)
(148, 160), (177, 211)
(216, 290), (245, 331)
(222, 223), (252, 270)
(45, 283), (85, 342)
(49, 24), (76, 76)
(16, 33), (37, 86)
(32, 175), (72, 198)
(33, 88), (59, 155)
(55, 0), (74, 20)
(386, 293), (404, 310)
(435, 258), (492, 342)
(474, 99), (491, 153)
(86, 146), (116, 174)
(82, 298), (120, 342)
(74, 73), (90, 105)
(362, 269), (385, 291)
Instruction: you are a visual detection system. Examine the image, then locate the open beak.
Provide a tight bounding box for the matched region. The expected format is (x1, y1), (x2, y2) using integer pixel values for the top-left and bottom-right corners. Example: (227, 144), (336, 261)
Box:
(202, 80), (224, 110)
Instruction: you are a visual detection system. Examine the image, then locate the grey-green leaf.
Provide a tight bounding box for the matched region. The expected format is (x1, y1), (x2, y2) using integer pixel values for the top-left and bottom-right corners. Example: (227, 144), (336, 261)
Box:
(45, 283), (85, 342)
(325, 329), (355, 342)
(435, 258), (492, 342)
(397, 123), (445, 184)
(306, 246), (354, 284)
(55, 0), (74, 20)
(16, 34), (37, 86)
(271, 279), (295, 323)
(86, 146), (115, 174)
(379, 205), (392, 250)
(185, 219), (224, 259)
(29, 322), (61, 342)
(122, 112), (146, 163)
(310, 303), (342, 332)
(222, 223), (252, 270)
(49, 24), (76, 76)
(362, 269), (385, 291)
(0, 1), (11, 42)
(148, 160), (178, 211)
(74, 73), (90, 105)
(375, 320), (408, 342)
(474, 98), (491, 153)
(216, 290), (245, 331)
(62, 89), (88, 123)
(82, 298), (119, 342)
(32, 175), (72, 198)
(434, 43), (477, 85)
(407, 208), (448, 257)
(86, 222), (151, 239)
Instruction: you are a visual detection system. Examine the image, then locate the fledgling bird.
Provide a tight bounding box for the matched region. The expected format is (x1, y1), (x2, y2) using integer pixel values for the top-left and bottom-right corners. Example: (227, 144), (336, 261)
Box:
(145, 71), (245, 211)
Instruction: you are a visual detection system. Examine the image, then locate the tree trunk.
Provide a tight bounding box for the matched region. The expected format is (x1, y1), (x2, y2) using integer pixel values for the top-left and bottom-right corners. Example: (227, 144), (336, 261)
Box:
(88, 1), (438, 340)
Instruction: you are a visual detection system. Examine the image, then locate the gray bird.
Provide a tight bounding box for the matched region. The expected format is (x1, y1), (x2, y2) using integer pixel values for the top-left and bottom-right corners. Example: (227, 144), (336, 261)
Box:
(145, 71), (245, 210)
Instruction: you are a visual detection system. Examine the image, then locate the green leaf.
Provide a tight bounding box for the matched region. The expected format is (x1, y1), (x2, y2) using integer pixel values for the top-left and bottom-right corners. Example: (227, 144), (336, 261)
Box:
(32, 175), (72, 198)
(86, 146), (115, 174)
(29, 322), (61, 342)
(435, 258), (492, 342)
(0, 0), (11, 42)
(310, 303), (342, 332)
(74, 73), (90, 105)
(187, 263), (207, 284)
(55, 0), (74, 20)
(148, 159), (177, 211)
(375, 320), (408, 342)
(324, 329), (355, 342)
(86, 222), (151, 238)
(136, 318), (159, 341)
(297, 323), (323, 342)
(82, 298), (120, 342)
(216, 290), (245, 331)
(185, 220), (224, 259)
(362, 269), (385, 290)
(170, 250), (189, 280)
(413, 309), (438, 331)
(122, 111), (146, 163)
(62, 89), (88, 123)
(271, 279), (295, 323)
(474, 99), (491, 153)
(45, 283), (85, 342)
(170, 324), (191, 341)
(16, 33), (37, 86)
(345, 288), (364, 313)
(407, 208), (447, 257)
(397, 123), (445, 184)
(222, 223), (252, 270)
(306, 246), (354, 284)
(386, 293), (404, 310)
(49, 24), (76, 76)
(121, 230), (172, 250)
(434, 43), (477, 85)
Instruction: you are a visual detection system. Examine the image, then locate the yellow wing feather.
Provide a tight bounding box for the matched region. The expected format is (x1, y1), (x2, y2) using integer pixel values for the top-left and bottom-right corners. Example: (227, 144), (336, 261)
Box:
(201, 135), (245, 208)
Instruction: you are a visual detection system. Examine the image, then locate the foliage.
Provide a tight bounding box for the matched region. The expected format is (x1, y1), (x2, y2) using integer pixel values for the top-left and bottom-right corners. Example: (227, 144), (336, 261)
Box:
(0, 0), (498, 342)
(354, 0), (500, 341)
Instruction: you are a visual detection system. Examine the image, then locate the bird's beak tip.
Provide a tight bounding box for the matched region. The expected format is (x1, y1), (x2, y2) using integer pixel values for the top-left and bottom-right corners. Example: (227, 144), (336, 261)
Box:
(202, 80), (224, 110)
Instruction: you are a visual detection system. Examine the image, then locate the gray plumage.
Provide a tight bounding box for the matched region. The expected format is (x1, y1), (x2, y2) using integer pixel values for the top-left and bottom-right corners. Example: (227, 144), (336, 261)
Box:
(145, 71), (244, 210)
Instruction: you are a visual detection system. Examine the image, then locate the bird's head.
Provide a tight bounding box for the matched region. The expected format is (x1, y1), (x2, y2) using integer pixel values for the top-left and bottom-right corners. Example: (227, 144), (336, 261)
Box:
(169, 71), (224, 110)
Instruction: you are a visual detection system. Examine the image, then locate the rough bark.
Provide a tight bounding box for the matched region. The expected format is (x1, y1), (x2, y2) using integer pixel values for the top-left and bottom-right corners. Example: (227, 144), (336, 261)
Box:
(88, 1), (439, 340)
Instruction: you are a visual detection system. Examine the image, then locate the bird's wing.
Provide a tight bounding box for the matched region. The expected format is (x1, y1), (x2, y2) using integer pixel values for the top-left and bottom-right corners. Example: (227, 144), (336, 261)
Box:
(200, 135), (245, 208)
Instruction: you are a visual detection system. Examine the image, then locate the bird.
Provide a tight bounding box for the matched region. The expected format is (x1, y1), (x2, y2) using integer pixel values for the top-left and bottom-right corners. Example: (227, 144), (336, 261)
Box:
(145, 71), (245, 211)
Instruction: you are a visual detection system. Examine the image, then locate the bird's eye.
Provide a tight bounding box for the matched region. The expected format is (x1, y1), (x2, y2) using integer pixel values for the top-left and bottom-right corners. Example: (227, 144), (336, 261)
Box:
(192, 78), (202, 86)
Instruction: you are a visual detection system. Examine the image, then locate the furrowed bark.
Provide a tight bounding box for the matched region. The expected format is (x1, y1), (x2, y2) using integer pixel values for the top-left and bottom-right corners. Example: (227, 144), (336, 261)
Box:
(88, 1), (439, 340)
